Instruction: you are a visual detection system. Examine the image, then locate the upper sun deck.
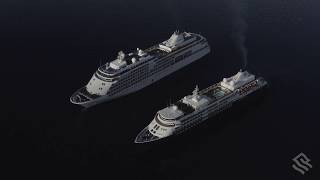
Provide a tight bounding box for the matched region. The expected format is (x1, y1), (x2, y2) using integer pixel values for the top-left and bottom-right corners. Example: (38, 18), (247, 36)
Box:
(158, 105), (184, 120)
(158, 84), (232, 120)
(96, 31), (203, 78)
(158, 31), (199, 52)
(182, 85), (211, 110)
(199, 84), (232, 102)
(97, 49), (155, 76)
(160, 71), (256, 119)
(180, 84), (233, 111)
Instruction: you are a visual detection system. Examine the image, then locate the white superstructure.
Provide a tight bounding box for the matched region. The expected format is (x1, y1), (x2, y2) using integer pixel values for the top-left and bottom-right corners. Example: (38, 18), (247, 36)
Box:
(70, 31), (210, 107)
(135, 70), (268, 143)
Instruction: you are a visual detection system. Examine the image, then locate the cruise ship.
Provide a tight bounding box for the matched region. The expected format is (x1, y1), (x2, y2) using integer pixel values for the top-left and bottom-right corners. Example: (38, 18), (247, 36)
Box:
(135, 70), (268, 143)
(70, 31), (210, 107)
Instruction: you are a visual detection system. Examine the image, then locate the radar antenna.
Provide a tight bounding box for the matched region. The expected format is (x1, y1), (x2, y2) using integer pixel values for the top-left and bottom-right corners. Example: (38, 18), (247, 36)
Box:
(192, 85), (199, 96)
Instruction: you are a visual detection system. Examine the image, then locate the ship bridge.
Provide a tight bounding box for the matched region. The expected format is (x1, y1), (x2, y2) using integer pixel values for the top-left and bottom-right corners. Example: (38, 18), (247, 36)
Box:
(158, 105), (184, 120)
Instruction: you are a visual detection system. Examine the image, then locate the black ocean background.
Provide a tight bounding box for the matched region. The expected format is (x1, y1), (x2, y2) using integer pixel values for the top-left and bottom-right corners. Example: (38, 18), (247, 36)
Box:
(1, 0), (320, 179)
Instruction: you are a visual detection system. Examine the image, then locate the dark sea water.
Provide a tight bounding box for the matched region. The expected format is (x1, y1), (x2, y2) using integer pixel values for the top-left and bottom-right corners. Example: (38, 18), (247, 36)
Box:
(1, 0), (320, 179)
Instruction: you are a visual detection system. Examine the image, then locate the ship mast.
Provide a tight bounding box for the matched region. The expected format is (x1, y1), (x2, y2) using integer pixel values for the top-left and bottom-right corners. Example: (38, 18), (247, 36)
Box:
(192, 85), (199, 96)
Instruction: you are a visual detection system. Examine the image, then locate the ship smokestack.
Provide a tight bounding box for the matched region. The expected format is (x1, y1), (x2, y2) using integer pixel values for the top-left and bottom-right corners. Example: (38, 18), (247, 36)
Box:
(227, 0), (248, 70)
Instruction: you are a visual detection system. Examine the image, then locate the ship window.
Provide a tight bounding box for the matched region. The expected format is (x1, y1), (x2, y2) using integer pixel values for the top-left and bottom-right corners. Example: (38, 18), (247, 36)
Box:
(175, 55), (183, 63)
(183, 50), (192, 58)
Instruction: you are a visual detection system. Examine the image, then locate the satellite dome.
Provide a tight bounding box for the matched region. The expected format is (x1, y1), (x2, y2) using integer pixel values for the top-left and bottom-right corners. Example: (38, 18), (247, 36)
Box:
(223, 78), (227, 82)
(171, 105), (178, 110)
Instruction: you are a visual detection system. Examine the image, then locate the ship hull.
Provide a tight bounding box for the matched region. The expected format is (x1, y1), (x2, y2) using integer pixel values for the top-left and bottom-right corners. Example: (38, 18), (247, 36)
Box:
(135, 79), (268, 144)
(74, 46), (211, 108)
(144, 85), (268, 146)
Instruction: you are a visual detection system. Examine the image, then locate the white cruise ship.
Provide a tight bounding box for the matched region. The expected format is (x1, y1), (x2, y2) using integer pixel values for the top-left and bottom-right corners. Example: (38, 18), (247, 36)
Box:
(135, 70), (268, 143)
(70, 31), (210, 107)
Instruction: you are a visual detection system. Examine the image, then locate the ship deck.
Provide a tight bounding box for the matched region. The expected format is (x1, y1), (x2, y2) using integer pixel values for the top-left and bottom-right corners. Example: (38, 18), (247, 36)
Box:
(200, 83), (232, 102)
(98, 34), (203, 77)
(70, 87), (100, 104)
(171, 83), (232, 116)
(147, 47), (168, 58)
